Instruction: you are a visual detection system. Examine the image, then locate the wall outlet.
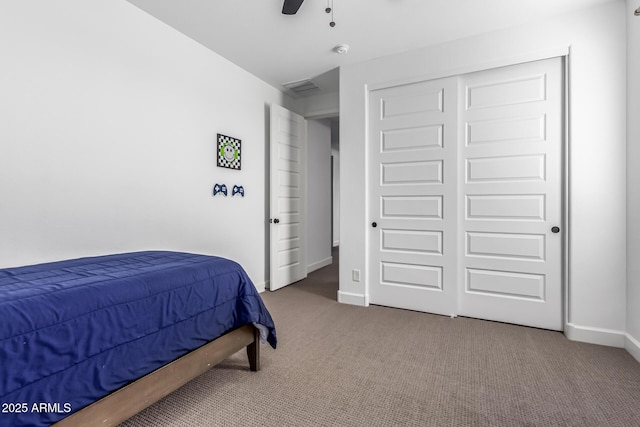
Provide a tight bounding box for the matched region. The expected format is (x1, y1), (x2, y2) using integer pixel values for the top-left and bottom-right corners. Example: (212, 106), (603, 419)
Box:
(352, 269), (360, 282)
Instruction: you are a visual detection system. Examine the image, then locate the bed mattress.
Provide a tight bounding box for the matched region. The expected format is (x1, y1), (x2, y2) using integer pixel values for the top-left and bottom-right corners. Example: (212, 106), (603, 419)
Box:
(0, 251), (276, 426)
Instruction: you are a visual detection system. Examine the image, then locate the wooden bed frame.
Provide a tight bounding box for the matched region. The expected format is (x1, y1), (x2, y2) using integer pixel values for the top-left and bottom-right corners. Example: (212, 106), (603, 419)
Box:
(52, 324), (260, 427)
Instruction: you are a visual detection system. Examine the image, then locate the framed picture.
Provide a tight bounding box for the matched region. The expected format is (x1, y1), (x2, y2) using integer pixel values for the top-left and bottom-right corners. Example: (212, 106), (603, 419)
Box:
(217, 133), (241, 170)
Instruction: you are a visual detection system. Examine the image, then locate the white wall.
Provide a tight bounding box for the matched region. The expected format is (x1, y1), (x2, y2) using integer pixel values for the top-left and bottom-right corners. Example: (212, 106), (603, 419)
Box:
(306, 119), (333, 272)
(299, 91), (339, 119)
(303, 91), (341, 248)
(339, 1), (628, 347)
(0, 0), (296, 291)
(626, 0), (640, 361)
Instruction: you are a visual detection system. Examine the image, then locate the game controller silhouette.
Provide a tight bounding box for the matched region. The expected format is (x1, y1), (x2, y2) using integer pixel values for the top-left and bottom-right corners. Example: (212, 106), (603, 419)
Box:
(213, 183), (228, 196)
(232, 185), (245, 197)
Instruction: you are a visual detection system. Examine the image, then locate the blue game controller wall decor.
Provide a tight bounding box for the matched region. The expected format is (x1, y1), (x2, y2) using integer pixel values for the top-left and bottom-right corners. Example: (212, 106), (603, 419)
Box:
(213, 183), (244, 197)
(213, 183), (228, 196)
(232, 185), (244, 197)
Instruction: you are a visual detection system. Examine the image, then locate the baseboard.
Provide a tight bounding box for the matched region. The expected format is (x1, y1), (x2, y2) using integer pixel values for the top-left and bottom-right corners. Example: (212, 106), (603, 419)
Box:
(337, 290), (367, 306)
(625, 333), (640, 364)
(564, 323), (625, 348)
(307, 256), (333, 274)
(255, 281), (267, 293)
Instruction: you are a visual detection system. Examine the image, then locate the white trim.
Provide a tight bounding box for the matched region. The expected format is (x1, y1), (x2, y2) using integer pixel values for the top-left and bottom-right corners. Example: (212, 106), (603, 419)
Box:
(333, 240), (340, 247)
(625, 333), (640, 364)
(307, 256), (333, 274)
(338, 290), (368, 306)
(367, 46), (571, 93)
(363, 83), (372, 307)
(564, 323), (625, 348)
(563, 50), (572, 329)
(305, 108), (339, 120)
(255, 281), (267, 293)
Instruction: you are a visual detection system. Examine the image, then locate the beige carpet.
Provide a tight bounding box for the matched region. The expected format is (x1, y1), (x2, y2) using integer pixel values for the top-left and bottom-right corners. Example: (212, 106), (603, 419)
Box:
(121, 251), (640, 426)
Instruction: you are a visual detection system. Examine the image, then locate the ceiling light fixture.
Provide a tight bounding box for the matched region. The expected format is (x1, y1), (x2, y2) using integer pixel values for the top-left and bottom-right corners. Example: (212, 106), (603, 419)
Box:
(334, 43), (349, 54)
(635, 6), (640, 15)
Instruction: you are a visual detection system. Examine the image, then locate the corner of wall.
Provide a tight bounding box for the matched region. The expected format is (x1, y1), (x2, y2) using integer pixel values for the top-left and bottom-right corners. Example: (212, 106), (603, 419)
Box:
(337, 290), (368, 306)
(564, 323), (626, 348)
(302, 91), (340, 118)
(255, 281), (267, 293)
(307, 256), (333, 274)
(625, 333), (640, 363)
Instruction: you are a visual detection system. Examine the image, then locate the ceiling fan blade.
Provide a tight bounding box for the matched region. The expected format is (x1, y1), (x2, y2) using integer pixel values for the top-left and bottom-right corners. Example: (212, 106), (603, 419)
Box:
(282, 0), (304, 15)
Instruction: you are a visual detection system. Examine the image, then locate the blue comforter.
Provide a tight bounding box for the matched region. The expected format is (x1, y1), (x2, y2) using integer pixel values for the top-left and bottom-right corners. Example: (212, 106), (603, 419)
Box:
(0, 251), (276, 426)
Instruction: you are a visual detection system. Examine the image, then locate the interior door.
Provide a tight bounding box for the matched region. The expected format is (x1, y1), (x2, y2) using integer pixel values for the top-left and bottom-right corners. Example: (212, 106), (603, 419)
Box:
(368, 77), (459, 315)
(269, 104), (307, 291)
(458, 58), (564, 330)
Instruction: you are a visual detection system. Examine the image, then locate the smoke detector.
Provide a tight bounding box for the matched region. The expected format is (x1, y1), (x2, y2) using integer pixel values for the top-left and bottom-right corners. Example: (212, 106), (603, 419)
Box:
(334, 43), (349, 54)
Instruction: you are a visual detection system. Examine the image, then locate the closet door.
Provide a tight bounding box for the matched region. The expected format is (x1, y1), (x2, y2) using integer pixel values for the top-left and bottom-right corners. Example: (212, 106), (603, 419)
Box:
(368, 77), (458, 316)
(458, 58), (564, 330)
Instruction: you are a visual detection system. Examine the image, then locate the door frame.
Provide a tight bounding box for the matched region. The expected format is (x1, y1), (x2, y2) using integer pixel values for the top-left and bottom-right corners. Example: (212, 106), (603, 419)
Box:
(268, 106), (340, 291)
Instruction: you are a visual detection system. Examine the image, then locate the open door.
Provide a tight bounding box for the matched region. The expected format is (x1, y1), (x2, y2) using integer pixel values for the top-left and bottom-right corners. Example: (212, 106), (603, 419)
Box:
(269, 104), (307, 291)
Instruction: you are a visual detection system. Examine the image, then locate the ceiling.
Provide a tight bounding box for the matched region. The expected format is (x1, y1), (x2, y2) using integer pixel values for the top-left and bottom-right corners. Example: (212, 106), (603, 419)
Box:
(127, 0), (616, 97)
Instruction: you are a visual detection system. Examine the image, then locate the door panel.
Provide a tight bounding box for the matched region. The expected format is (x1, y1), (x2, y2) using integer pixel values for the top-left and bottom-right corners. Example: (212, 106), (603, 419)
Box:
(382, 229), (442, 254)
(466, 194), (546, 220)
(270, 104), (307, 291)
(369, 77), (458, 316)
(382, 160), (443, 184)
(465, 268), (545, 300)
(382, 125), (443, 151)
(466, 74), (546, 109)
(458, 58), (563, 330)
(466, 154), (546, 182)
(381, 196), (442, 218)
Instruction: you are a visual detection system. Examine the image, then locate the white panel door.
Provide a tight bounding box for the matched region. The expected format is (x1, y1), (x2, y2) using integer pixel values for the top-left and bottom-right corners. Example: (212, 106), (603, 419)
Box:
(368, 77), (458, 315)
(458, 58), (563, 330)
(270, 104), (307, 291)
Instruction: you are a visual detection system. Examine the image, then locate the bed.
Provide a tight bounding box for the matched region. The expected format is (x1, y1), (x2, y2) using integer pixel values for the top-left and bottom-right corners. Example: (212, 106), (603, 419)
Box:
(0, 251), (277, 427)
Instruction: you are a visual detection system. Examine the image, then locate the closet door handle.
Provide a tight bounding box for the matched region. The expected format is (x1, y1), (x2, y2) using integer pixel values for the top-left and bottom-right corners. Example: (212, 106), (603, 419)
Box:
(551, 226), (560, 233)
(371, 222), (377, 228)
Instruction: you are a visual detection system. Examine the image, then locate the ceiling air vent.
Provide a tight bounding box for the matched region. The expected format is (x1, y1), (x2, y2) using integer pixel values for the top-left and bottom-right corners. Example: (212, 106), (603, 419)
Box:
(282, 78), (321, 96)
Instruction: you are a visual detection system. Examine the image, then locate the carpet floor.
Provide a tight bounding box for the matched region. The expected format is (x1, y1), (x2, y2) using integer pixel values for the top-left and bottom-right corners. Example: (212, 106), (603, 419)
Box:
(121, 250), (640, 426)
